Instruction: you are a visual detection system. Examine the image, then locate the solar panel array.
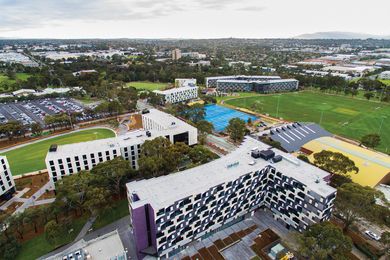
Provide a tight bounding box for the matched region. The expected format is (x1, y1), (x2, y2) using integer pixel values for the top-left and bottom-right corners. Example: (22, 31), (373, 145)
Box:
(270, 122), (331, 152)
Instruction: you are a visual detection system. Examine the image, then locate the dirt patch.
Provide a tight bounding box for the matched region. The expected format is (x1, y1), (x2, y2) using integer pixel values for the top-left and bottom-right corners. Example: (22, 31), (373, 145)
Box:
(4, 201), (23, 214)
(37, 190), (56, 201)
(16, 172), (49, 199)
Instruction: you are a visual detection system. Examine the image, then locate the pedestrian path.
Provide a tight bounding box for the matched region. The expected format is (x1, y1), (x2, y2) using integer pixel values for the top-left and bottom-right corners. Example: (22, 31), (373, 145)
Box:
(0, 187), (30, 211)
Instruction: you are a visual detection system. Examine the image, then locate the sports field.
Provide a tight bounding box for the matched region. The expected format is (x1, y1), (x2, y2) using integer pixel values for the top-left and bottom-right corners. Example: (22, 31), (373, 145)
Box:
(0, 73), (32, 92)
(223, 92), (390, 153)
(126, 81), (168, 91)
(0, 128), (115, 175)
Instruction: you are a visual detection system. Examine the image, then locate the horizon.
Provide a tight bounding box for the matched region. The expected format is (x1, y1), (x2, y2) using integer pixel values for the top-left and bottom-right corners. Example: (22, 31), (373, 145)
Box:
(1, 0), (390, 39)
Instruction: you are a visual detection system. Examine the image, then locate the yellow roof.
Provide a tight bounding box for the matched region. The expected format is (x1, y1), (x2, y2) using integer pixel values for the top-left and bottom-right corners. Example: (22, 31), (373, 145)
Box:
(302, 136), (390, 188)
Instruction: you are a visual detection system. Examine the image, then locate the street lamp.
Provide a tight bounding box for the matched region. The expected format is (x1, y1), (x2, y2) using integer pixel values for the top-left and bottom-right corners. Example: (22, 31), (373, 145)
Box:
(378, 116), (387, 135)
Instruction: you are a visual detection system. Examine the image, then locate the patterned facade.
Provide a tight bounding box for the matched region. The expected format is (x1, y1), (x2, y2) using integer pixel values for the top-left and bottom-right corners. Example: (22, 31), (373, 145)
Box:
(0, 156), (15, 200)
(216, 79), (299, 93)
(127, 137), (336, 259)
(154, 86), (198, 104)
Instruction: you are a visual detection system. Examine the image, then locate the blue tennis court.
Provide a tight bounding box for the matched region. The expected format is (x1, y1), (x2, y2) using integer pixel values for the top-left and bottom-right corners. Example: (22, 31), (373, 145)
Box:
(204, 104), (258, 132)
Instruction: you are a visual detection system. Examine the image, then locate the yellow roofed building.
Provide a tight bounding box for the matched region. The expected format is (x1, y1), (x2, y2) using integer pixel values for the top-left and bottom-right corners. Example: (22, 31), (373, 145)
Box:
(301, 136), (390, 188)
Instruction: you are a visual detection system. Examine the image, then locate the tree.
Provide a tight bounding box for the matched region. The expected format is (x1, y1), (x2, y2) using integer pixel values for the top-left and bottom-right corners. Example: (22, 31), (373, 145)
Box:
(23, 207), (42, 233)
(188, 145), (218, 164)
(329, 174), (352, 188)
(297, 154), (310, 163)
(335, 183), (385, 230)
(364, 91), (374, 100)
(30, 122), (43, 136)
(90, 157), (133, 197)
(380, 231), (390, 254)
(83, 187), (110, 216)
(313, 150), (359, 175)
(8, 212), (26, 239)
(296, 222), (352, 260)
(226, 118), (246, 143)
(361, 133), (381, 148)
(184, 104), (205, 123)
(0, 234), (20, 260)
(45, 220), (64, 246)
(196, 120), (214, 144)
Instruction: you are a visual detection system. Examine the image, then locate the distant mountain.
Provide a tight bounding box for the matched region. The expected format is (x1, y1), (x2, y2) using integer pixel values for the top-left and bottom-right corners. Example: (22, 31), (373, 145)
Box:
(295, 31), (390, 40)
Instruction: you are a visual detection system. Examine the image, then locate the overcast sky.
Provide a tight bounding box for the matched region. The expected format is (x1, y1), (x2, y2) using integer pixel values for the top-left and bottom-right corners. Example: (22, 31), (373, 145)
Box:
(1, 0), (390, 39)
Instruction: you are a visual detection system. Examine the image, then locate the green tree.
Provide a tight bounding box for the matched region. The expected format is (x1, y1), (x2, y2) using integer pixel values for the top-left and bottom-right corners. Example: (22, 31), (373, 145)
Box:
(188, 145), (218, 164)
(361, 133), (381, 148)
(184, 104), (205, 123)
(83, 187), (110, 216)
(44, 220), (64, 246)
(23, 207), (43, 233)
(0, 234), (20, 260)
(329, 174), (352, 188)
(364, 91), (374, 100)
(196, 120), (214, 144)
(313, 150), (359, 175)
(91, 157), (133, 197)
(297, 154), (310, 163)
(296, 222), (352, 260)
(226, 118), (246, 143)
(335, 183), (385, 230)
(380, 231), (390, 254)
(31, 122), (43, 136)
(8, 212), (26, 239)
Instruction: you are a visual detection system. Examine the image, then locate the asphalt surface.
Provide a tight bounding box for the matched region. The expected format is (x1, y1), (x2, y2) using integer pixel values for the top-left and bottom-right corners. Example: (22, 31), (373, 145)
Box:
(0, 98), (83, 126)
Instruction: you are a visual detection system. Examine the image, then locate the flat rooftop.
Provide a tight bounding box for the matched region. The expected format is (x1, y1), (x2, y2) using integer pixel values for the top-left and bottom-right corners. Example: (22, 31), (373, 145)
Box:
(127, 137), (335, 210)
(142, 108), (197, 131)
(154, 85), (198, 95)
(46, 129), (158, 160)
(217, 79), (297, 83)
(207, 75), (281, 80)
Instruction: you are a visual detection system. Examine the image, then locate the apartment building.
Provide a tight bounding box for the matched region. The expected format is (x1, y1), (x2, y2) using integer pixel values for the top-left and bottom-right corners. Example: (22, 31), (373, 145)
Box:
(153, 86), (198, 104)
(175, 78), (197, 88)
(215, 79), (298, 93)
(45, 109), (197, 183)
(126, 137), (336, 259)
(172, 49), (182, 61)
(0, 156), (16, 200)
(205, 75), (281, 88)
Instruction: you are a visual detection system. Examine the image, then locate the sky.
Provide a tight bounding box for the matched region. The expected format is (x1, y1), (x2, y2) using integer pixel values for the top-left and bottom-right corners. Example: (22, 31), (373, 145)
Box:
(1, 0), (390, 39)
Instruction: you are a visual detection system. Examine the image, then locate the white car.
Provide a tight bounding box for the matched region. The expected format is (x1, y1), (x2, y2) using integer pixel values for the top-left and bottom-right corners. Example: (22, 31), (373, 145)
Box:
(364, 230), (381, 241)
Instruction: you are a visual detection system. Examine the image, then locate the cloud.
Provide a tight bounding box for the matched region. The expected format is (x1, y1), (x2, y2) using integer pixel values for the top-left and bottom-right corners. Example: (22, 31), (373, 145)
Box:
(0, 0), (263, 32)
(238, 6), (266, 12)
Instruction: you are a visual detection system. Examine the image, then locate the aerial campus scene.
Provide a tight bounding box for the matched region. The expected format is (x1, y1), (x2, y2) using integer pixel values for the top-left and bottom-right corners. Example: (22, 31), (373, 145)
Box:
(0, 1), (389, 260)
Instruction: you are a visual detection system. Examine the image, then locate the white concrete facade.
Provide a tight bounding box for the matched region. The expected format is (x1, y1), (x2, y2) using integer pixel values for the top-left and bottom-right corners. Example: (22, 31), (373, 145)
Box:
(154, 86), (198, 104)
(45, 109), (198, 183)
(0, 156), (15, 198)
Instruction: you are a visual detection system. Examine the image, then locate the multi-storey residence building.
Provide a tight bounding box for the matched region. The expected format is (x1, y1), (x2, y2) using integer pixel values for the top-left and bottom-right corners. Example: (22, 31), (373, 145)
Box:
(45, 109), (197, 183)
(126, 137), (336, 259)
(205, 75), (298, 93)
(153, 86), (198, 104)
(0, 156), (16, 200)
(205, 75), (281, 88)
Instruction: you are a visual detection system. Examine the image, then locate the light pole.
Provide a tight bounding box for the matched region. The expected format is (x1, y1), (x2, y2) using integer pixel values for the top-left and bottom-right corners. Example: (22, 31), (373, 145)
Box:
(276, 95), (281, 118)
(320, 103), (326, 125)
(378, 116), (386, 135)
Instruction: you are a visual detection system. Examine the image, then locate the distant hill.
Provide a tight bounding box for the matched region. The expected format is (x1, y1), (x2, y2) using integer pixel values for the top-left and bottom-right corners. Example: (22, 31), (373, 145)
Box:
(295, 31), (390, 40)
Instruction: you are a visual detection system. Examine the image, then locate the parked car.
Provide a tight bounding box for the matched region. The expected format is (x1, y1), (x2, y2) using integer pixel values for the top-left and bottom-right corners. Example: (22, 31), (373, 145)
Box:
(364, 230), (381, 241)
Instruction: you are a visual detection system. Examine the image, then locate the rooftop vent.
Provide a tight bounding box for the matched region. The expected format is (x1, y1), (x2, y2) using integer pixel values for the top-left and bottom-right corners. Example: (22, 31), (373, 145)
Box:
(260, 149), (275, 160)
(141, 109), (150, 114)
(272, 155), (283, 163)
(146, 131), (151, 137)
(49, 144), (57, 152)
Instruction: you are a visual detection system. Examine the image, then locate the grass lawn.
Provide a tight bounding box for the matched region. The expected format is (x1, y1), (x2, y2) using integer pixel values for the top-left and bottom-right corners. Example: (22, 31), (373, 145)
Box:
(223, 91), (390, 153)
(16, 216), (88, 260)
(126, 81), (168, 91)
(379, 79), (390, 86)
(93, 199), (129, 230)
(0, 128), (115, 176)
